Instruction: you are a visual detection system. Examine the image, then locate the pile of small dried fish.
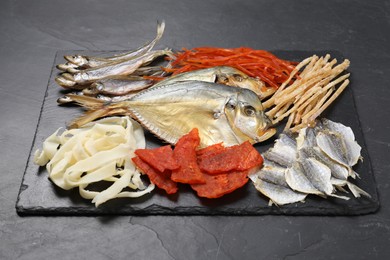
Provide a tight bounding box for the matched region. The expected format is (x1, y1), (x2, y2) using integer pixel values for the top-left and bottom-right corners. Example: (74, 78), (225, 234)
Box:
(56, 21), (174, 103)
(250, 118), (370, 206)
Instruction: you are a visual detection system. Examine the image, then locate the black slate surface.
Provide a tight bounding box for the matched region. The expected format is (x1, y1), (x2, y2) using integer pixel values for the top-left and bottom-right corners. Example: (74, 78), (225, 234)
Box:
(15, 50), (380, 216)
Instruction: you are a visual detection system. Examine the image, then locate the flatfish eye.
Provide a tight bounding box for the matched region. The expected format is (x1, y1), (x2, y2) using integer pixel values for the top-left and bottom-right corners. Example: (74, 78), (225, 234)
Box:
(244, 105), (256, 116)
(95, 83), (104, 91)
(216, 75), (228, 83)
(233, 74), (243, 82)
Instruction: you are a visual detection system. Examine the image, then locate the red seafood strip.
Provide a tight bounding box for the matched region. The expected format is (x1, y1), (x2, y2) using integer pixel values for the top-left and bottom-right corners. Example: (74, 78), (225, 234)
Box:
(135, 145), (179, 173)
(165, 47), (298, 89)
(171, 128), (206, 184)
(191, 170), (249, 199)
(197, 141), (263, 174)
(132, 156), (178, 194)
(196, 143), (225, 157)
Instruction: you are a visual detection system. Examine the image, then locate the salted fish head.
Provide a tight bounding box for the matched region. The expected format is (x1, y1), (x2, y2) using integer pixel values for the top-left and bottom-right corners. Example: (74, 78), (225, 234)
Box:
(224, 87), (276, 144)
(214, 66), (267, 98)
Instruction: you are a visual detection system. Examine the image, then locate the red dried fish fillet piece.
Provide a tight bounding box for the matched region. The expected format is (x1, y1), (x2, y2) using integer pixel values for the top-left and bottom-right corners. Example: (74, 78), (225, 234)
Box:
(191, 170), (249, 199)
(196, 143), (225, 157)
(171, 128), (206, 184)
(135, 145), (179, 173)
(197, 141), (263, 174)
(132, 156), (178, 194)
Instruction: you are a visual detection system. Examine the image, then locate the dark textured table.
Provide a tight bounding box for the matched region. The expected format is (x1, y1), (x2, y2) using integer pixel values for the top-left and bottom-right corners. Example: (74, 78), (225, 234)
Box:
(1, 0), (389, 259)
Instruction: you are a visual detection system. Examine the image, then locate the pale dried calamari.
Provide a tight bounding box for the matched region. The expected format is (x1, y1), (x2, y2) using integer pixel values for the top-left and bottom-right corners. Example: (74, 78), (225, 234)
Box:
(33, 116), (155, 207)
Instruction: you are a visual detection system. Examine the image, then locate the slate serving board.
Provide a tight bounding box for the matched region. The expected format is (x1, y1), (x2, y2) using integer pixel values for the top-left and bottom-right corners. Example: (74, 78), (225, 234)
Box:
(16, 50), (380, 216)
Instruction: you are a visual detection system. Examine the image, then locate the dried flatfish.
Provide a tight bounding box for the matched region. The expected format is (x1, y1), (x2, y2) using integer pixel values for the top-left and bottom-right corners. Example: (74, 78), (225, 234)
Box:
(66, 81), (276, 148)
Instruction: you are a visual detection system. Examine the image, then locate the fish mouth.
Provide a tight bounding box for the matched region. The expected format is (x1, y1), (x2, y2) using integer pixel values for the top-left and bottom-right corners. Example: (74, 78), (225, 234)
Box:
(256, 127), (277, 142)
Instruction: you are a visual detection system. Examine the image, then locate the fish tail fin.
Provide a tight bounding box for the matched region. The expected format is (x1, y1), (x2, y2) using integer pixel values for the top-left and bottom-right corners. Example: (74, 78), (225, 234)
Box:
(156, 20), (165, 41)
(65, 94), (129, 128)
(347, 182), (371, 198)
(328, 193), (350, 201)
(65, 94), (106, 110)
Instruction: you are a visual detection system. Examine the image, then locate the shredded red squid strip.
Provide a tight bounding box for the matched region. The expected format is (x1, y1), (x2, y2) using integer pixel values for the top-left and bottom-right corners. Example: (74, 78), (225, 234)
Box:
(165, 47), (298, 89)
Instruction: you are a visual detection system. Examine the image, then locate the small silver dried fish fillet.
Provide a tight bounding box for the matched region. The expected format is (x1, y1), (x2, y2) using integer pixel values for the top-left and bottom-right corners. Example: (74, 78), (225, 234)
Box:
(254, 180), (307, 206)
(296, 127), (317, 149)
(251, 165), (307, 206)
(285, 160), (324, 196)
(263, 133), (297, 168)
(317, 118), (362, 169)
(298, 156), (334, 195)
(299, 145), (349, 181)
(316, 130), (361, 173)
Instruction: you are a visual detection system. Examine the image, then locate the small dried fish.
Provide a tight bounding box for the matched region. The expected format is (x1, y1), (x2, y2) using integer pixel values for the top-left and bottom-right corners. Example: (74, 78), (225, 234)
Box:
(300, 146), (349, 181)
(132, 65), (166, 76)
(96, 93), (140, 102)
(249, 161), (307, 206)
(55, 74), (85, 89)
(56, 62), (81, 72)
(63, 21), (165, 68)
(262, 133), (297, 167)
(297, 127), (349, 180)
(152, 66), (266, 98)
(316, 119), (362, 175)
(62, 49), (172, 85)
(57, 91), (86, 104)
(287, 155), (334, 196)
(82, 77), (153, 96)
(57, 91), (143, 104)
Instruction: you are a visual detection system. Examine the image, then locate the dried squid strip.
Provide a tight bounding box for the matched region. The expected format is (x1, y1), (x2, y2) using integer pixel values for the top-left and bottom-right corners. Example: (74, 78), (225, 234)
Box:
(264, 54), (350, 132)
